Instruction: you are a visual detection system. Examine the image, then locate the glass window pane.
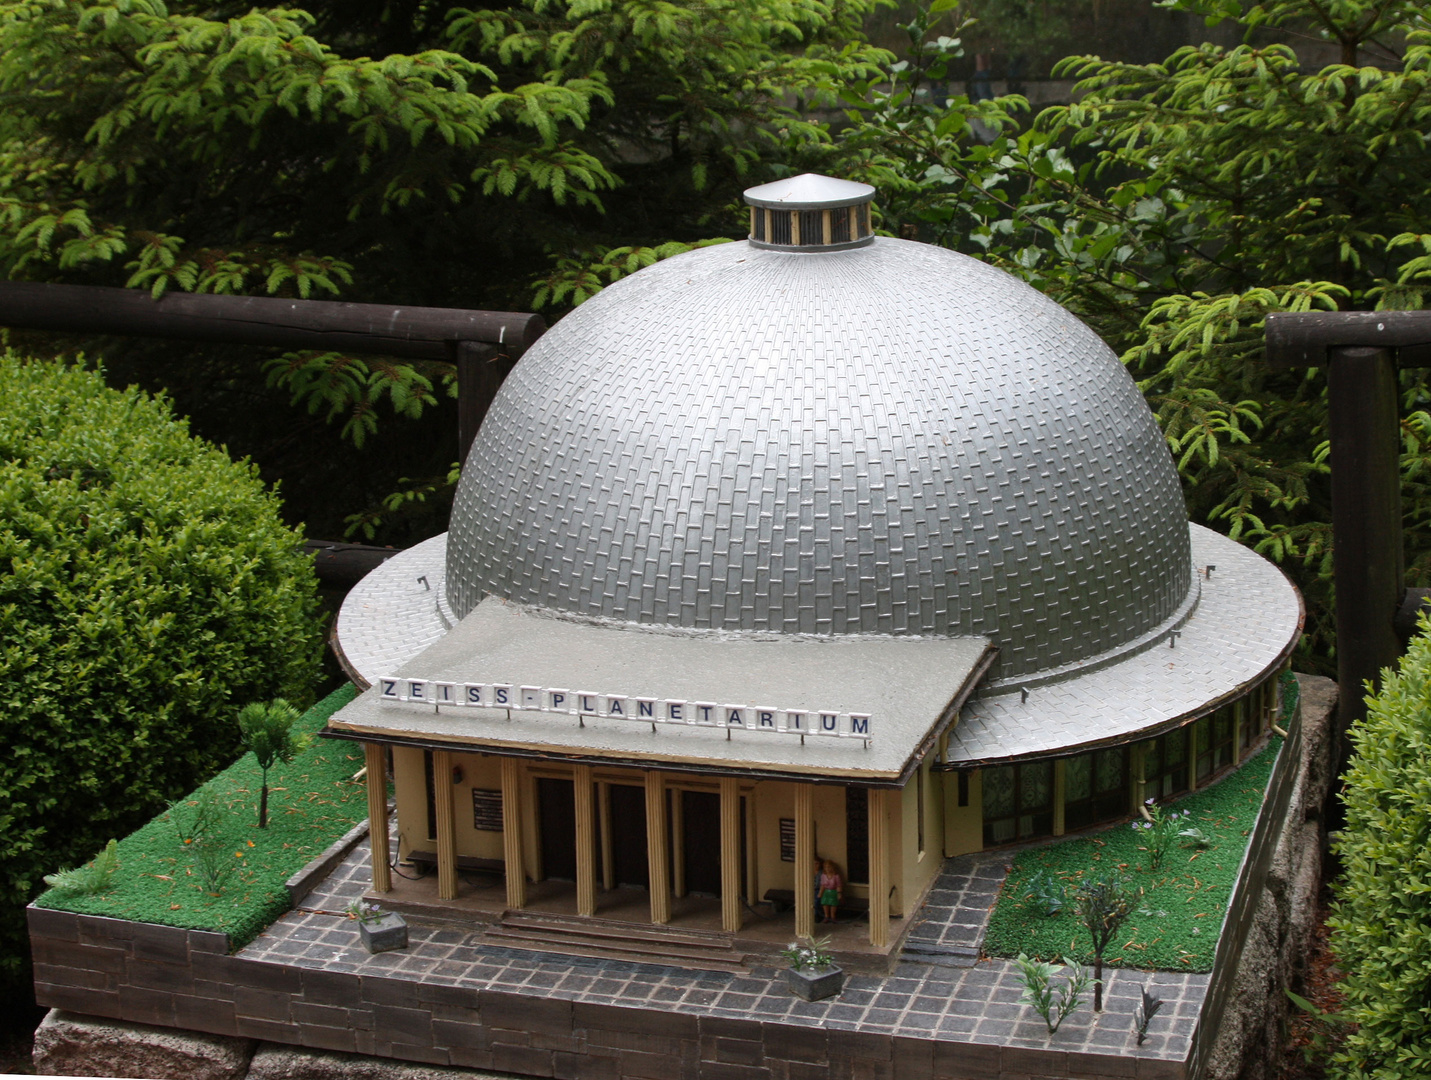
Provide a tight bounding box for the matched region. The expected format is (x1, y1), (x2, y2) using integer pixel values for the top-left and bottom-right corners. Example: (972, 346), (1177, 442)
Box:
(1165, 728), (1187, 767)
(983, 765), (1015, 818)
(1065, 754), (1091, 802)
(1020, 761), (1052, 811)
(1143, 739), (1160, 782)
(1095, 747), (1125, 794)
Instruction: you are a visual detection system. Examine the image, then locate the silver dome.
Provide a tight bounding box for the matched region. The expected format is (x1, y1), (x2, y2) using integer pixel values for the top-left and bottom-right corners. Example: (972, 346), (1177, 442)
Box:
(447, 236), (1191, 681)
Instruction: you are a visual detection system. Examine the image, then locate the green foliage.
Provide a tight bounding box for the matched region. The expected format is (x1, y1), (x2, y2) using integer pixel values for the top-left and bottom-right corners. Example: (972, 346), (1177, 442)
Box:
(1329, 617), (1431, 1080)
(0, 0), (887, 479)
(34, 686), (365, 946)
(0, 353), (321, 997)
(238, 698), (309, 827)
(1022, 869), (1066, 916)
(1076, 874), (1142, 1011)
(983, 737), (1282, 973)
(41, 840), (119, 896)
(1132, 800), (1192, 871)
(1134, 984), (1165, 1046)
(780, 934), (835, 970)
(1014, 952), (1089, 1034)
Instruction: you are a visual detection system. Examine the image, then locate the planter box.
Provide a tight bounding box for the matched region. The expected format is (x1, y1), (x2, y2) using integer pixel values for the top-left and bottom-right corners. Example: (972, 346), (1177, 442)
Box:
(358, 912), (408, 953)
(784, 964), (844, 1001)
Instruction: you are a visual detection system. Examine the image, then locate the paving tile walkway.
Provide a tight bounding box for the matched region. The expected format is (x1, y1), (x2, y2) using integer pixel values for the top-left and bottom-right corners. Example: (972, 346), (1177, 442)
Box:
(248, 835), (1207, 1062)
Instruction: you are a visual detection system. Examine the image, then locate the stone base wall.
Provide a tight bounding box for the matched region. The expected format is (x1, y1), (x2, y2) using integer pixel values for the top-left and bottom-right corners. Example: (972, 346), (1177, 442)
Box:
(27, 676), (1339, 1080)
(1197, 675), (1337, 1080)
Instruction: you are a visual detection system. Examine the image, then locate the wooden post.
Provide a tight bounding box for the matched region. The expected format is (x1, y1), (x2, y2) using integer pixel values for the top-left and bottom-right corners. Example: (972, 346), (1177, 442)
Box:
(1328, 346), (1403, 739)
(574, 765), (597, 917)
(599, 782), (614, 891)
(645, 771), (671, 924)
(794, 783), (815, 941)
(456, 339), (515, 465)
(868, 788), (890, 948)
(501, 758), (527, 910)
(1051, 758), (1066, 838)
(364, 743), (391, 893)
(720, 777), (742, 933)
(1129, 743), (1146, 815)
(432, 749), (458, 901)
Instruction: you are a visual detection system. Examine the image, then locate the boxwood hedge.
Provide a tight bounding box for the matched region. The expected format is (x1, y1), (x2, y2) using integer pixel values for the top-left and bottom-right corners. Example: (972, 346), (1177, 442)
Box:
(0, 354), (322, 1001)
(1330, 623), (1431, 1079)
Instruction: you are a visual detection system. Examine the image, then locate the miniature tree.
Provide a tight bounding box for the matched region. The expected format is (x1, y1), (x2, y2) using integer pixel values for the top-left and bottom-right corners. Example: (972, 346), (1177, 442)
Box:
(1074, 876), (1142, 1012)
(238, 700), (306, 828)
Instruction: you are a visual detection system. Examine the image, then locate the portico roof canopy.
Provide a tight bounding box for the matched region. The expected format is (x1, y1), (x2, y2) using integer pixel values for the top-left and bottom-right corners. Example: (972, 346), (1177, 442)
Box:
(327, 598), (995, 786)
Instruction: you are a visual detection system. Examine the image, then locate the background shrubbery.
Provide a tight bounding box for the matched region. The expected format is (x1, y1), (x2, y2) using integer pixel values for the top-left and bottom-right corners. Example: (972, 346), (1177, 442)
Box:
(0, 353), (322, 1003)
(1330, 624), (1431, 1080)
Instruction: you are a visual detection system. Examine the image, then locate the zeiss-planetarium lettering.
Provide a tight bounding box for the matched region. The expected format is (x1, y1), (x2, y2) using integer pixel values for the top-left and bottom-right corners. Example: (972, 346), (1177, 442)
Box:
(376, 677), (873, 741)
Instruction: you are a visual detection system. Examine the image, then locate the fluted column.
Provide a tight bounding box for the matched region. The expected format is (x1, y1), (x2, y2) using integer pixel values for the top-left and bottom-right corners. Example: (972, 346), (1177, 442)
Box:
(868, 788), (890, 948)
(432, 749), (457, 901)
(574, 765), (596, 917)
(794, 783), (815, 941)
(501, 757), (527, 909)
(364, 743), (391, 893)
(720, 777), (742, 933)
(645, 771), (670, 924)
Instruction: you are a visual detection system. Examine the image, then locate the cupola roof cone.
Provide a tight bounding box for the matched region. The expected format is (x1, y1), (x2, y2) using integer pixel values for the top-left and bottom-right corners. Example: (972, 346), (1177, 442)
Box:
(446, 190), (1193, 684)
(742, 173), (875, 211)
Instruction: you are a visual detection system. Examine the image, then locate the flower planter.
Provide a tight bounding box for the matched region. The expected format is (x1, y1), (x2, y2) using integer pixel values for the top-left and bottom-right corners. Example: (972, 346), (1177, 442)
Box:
(784, 964), (844, 1001)
(358, 911), (408, 953)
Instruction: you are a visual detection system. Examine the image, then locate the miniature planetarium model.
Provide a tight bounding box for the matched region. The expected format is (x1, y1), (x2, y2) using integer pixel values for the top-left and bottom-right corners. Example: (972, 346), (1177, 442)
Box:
(326, 174), (1302, 958)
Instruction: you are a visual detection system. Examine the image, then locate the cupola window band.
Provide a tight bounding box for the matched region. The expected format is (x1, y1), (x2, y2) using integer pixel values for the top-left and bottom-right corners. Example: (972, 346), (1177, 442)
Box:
(742, 173), (876, 252)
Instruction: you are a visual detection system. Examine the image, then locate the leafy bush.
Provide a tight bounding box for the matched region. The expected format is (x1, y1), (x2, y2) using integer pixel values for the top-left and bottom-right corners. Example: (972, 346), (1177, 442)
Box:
(41, 840), (119, 896)
(1329, 622), (1431, 1080)
(0, 354), (321, 999)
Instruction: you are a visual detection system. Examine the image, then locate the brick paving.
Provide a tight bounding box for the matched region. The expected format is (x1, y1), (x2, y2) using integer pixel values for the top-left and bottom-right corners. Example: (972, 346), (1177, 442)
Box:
(251, 835), (1208, 1062)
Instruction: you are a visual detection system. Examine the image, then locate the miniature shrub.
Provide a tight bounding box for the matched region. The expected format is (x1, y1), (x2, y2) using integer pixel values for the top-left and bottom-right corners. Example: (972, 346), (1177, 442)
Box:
(0, 354), (322, 998)
(34, 686), (364, 947)
(1329, 624), (1431, 1080)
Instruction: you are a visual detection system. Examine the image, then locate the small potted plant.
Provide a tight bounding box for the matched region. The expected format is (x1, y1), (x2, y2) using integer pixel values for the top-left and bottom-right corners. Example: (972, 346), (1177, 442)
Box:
(780, 935), (843, 1001)
(348, 900), (408, 953)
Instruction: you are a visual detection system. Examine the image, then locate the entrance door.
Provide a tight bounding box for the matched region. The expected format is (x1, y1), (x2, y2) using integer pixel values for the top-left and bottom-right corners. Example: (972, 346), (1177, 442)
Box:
(608, 784), (649, 888)
(537, 777), (577, 881)
(681, 790), (721, 897)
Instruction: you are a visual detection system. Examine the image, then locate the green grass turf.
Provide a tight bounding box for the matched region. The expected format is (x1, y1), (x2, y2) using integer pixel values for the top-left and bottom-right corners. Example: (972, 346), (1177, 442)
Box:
(981, 736), (1282, 973)
(34, 685), (364, 948)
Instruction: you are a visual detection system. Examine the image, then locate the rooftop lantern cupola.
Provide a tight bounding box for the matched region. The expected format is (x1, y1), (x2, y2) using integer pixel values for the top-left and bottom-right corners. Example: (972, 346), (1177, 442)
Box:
(744, 173), (875, 252)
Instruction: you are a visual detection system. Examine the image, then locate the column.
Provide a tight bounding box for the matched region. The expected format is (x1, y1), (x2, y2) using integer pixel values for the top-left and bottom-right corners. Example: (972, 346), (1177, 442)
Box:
(501, 757), (527, 909)
(720, 777), (742, 933)
(868, 787), (890, 948)
(574, 765), (597, 917)
(364, 743), (391, 893)
(432, 749), (457, 901)
(645, 771), (671, 924)
(1051, 758), (1066, 838)
(1127, 743), (1142, 816)
(794, 783), (815, 941)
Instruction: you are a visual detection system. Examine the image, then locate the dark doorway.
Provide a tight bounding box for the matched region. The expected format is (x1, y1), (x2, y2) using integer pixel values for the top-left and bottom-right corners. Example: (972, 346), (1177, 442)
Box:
(608, 784), (649, 889)
(538, 777), (576, 881)
(682, 790), (721, 896)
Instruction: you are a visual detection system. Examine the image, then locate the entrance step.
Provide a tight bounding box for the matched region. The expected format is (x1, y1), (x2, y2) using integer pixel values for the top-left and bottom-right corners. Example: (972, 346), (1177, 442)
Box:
(900, 940), (981, 968)
(481, 911), (750, 973)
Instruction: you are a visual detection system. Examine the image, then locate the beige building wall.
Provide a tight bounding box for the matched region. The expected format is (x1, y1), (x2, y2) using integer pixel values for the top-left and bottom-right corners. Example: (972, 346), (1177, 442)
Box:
(392, 746), (506, 862)
(897, 755), (945, 918)
(943, 768), (982, 857)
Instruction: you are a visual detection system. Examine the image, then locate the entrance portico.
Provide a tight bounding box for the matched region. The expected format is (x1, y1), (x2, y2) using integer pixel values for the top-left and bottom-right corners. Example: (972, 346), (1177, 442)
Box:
(362, 746), (902, 949)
